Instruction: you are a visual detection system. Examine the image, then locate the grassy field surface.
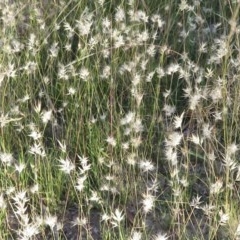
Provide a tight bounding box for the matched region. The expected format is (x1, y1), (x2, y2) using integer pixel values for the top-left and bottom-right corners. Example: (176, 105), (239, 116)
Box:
(0, 0), (240, 239)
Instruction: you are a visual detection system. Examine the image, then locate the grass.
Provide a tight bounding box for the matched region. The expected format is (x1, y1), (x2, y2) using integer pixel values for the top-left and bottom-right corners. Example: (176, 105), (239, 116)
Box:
(0, 0), (240, 239)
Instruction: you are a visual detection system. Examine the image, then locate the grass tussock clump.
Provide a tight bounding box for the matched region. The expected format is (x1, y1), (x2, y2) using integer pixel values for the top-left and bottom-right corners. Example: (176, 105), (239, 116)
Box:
(0, 0), (240, 239)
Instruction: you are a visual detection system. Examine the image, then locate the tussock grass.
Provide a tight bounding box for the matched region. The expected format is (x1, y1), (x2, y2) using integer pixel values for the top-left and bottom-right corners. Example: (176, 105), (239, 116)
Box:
(0, 0), (240, 239)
